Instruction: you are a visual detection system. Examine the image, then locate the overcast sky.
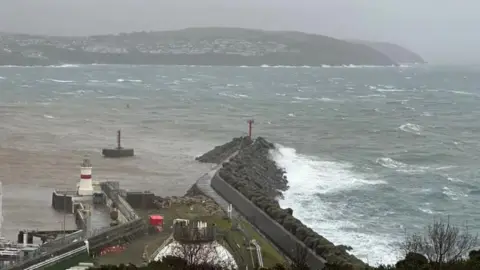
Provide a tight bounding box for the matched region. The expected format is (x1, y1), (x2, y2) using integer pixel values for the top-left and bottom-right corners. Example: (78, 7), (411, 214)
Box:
(0, 0), (477, 64)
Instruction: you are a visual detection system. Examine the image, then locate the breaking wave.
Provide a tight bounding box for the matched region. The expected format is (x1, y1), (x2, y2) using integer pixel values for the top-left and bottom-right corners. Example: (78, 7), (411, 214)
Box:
(272, 145), (396, 265)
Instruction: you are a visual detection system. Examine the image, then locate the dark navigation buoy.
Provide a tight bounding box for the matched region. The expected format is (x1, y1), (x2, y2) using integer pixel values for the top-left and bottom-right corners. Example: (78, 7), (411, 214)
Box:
(102, 130), (134, 158)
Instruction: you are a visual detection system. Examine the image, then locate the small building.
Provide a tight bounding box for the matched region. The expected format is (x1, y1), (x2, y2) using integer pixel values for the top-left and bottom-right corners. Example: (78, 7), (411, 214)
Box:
(153, 220), (237, 269)
(153, 240), (237, 269)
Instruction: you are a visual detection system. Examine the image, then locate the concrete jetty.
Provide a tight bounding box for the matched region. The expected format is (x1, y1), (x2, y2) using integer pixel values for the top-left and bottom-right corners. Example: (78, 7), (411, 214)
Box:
(5, 158), (147, 270)
(102, 130), (134, 158)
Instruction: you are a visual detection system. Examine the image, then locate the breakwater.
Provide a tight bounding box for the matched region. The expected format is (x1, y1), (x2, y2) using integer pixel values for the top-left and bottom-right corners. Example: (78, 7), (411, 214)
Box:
(51, 191), (75, 213)
(197, 137), (365, 269)
(7, 181), (146, 270)
(5, 218), (147, 270)
(211, 173), (326, 269)
(101, 181), (139, 221)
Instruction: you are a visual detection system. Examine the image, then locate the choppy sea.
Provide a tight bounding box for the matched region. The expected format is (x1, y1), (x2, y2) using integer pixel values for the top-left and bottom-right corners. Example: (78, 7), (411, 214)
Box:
(0, 63), (479, 265)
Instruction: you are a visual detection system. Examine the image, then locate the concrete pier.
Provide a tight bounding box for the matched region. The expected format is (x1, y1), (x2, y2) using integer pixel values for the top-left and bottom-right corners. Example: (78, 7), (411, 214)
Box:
(11, 179), (147, 270)
(125, 191), (156, 209)
(102, 130), (134, 158)
(51, 191), (75, 214)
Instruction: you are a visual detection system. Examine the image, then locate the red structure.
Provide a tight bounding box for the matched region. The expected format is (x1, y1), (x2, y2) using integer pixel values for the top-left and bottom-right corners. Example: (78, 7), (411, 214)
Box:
(247, 119), (254, 139)
(149, 215), (164, 232)
(100, 245), (126, 256)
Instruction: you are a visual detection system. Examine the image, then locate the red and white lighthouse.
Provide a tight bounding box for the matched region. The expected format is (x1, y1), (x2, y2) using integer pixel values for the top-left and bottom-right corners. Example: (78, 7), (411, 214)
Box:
(77, 158), (94, 196)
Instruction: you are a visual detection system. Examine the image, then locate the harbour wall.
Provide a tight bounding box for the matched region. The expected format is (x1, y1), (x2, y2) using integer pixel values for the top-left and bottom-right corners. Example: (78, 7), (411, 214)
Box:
(51, 191), (75, 214)
(10, 181), (146, 270)
(125, 191), (156, 209)
(210, 173), (326, 269)
(52, 191), (90, 231)
(104, 196), (127, 223)
(5, 218), (147, 270)
(101, 181), (139, 221)
(74, 203), (85, 229)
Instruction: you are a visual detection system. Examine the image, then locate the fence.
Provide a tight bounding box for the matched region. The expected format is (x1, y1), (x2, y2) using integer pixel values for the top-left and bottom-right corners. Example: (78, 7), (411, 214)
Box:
(6, 182), (144, 270)
(211, 173), (326, 269)
(5, 218), (146, 270)
(101, 182), (139, 221)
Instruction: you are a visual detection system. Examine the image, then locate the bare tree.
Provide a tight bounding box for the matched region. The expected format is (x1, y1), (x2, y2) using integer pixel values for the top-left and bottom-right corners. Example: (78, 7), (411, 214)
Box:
(171, 241), (237, 269)
(402, 217), (478, 268)
(284, 243), (310, 270)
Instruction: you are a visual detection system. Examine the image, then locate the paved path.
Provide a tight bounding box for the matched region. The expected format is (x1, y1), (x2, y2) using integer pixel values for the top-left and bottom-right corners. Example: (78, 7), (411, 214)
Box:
(195, 152), (238, 217)
(149, 234), (173, 262)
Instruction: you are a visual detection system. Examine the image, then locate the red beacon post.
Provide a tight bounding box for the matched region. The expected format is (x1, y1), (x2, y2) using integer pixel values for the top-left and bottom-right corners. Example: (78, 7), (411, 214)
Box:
(247, 119), (254, 139)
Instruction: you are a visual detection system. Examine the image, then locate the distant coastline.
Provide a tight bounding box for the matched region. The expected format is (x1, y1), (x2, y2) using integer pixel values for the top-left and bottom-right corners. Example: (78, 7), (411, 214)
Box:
(0, 27), (425, 67)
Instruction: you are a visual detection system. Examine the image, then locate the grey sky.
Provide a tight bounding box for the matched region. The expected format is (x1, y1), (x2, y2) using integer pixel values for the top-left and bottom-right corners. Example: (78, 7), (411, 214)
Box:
(0, 0), (477, 64)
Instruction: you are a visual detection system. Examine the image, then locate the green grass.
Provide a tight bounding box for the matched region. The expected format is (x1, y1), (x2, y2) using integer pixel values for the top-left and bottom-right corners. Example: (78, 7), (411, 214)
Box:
(97, 203), (285, 268)
(186, 214), (285, 268)
(239, 219), (286, 267)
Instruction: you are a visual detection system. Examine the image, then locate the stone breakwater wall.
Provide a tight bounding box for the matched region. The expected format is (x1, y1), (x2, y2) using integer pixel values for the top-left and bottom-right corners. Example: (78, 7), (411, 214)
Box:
(195, 136), (252, 164)
(5, 218), (147, 270)
(211, 172), (326, 269)
(197, 137), (365, 269)
(51, 190), (75, 213)
(15, 182), (146, 270)
(101, 181), (139, 221)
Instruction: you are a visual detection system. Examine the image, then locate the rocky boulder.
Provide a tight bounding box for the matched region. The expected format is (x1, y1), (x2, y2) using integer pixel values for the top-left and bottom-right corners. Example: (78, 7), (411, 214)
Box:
(195, 136), (252, 164)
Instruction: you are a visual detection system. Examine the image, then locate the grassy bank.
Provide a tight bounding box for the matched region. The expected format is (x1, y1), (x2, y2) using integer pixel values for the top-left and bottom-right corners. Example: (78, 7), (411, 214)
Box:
(96, 196), (285, 268)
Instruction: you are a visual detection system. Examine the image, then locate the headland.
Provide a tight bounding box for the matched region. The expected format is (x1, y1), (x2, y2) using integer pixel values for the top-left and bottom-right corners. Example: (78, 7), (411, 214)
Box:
(0, 27), (425, 67)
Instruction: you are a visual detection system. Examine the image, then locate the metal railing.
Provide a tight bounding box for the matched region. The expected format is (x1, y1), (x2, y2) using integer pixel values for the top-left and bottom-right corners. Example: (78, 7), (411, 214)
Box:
(5, 181), (142, 269)
(101, 182), (138, 221)
(5, 218), (145, 270)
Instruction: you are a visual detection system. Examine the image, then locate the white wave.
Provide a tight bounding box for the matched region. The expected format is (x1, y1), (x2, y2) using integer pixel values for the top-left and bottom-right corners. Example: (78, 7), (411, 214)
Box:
(399, 123), (423, 135)
(0, 76), (5, 80)
(43, 114), (54, 119)
(260, 64), (311, 68)
(357, 94), (386, 99)
(97, 95), (140, 100)
(448, 90), (479, 97)
(272, 146), (394, 265)
(218, 92), (249, 99)
(275, 93), (286, 97)
(88, 79), (106, 83)
(375, 157), (429, 174)
(255, 64), (398, 68)
(287, 113), (296, 117)
(442, 186), (468, 201)
(292, 97), (312, 101)
(419, 207), (434, 214)
(447, 176), (464, 183)
(376, 88), (406, 92)
(46, 78), (75, 83)
(116, 78), (143, 83)
(324, 64), (397, 68)
(316, 97), (340, 102)
(48, 64), (80, 68)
